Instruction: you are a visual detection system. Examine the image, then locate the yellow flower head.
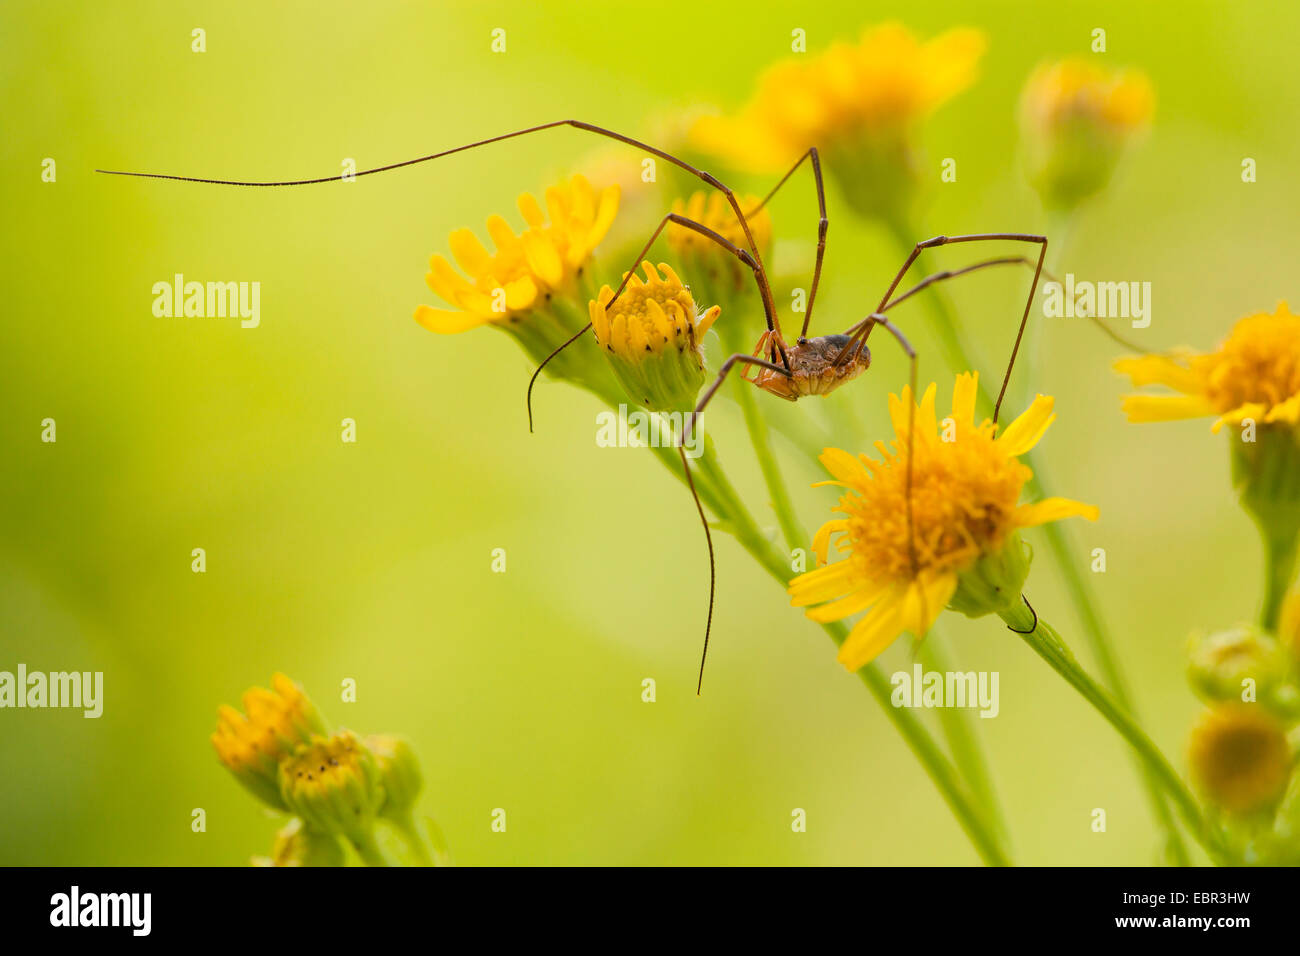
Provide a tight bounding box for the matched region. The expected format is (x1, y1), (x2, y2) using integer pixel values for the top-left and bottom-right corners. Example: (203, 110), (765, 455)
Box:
(1188, 704), (1292, 817)
(667, 191), (772, 302)
(589, 261), (720, 412)
(279, 731), (386, 843)
(212, 673), (327, 810)
(693, 23), (985, 172)
(1020, 58), (1154, 209)
(1117, 303), (1300, 432)
(789, 372), (1098, 671)
(414, 174), (619, 334)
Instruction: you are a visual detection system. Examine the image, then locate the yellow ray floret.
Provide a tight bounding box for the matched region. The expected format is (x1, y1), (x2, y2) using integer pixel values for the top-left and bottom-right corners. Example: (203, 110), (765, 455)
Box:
(693, 22), (986, 171)
(1116, 302), (1300, 432)
(789, 372), (1098, 672)
(1021, 58), (1155, 134)
(414, 174), (619, 333)
(589, 261), (719, 361)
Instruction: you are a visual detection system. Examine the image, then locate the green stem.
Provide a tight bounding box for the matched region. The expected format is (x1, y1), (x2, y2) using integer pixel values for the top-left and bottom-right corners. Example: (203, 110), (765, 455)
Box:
(1260, 529), (1299, 631)
(883, 217), (1190, 865)
(690, 453), (1010, 866)
(390, 811), (437, 866)
(350, 829), (393, 867)
(919, 627), (1009, 845)
(999, 599), (1225, 864)
(562, 341), (1010, 864)
(731, 366), (808, 552)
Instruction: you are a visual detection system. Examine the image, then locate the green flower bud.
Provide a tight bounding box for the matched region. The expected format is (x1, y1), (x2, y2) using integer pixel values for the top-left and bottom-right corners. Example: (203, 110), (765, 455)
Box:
(367, 734), (423, 819)
(589, 262), (720, 413)
(1187, 625), (1296, 713)
(949, 533), (1032, 619)
(278, 731), (386, 849)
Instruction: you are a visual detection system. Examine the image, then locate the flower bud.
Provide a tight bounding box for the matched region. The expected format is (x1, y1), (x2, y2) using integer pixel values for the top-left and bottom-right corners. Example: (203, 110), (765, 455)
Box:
(211, 673), (328, 811)
(948, 533), (1032, 619)
(1187, 625), (1289, 707)
(367, 734), (423, 819)
(1188, 704), (1292, 818)
(589, 262), (720, 413)
(278, 731), (386, 846)
(1019, 59), (1153, 212)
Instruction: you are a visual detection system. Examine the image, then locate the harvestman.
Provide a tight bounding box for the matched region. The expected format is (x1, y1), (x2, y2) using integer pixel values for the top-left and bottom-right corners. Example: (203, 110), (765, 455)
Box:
(98, 120), (1136, 692)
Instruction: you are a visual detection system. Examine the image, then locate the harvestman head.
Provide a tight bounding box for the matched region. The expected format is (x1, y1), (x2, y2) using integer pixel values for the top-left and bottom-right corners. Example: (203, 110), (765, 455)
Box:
(97, 119), (1146, 694)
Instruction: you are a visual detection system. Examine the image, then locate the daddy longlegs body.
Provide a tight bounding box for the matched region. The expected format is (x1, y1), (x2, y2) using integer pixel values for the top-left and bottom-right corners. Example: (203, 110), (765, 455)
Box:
(98, 119), (1141, 694)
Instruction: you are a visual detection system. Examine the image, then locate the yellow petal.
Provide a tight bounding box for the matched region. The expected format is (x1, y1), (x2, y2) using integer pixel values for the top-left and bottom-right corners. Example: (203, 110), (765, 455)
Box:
(522, 232), (564, 288)
(809, 518), (848, 565)
(425, 255), (475, 309)
(1120, 393), (1214, 423)
(952, 371), (979, 428)
(517, 192), (546, 230)
(1114, 353), (1202, 394)
(899, 572), (957, 636)
(837, 585), (908, 671)
(414, 304), (487, 335)
(819, 447), (869, 484)
(996, 394), (1056, 457)
(447, 229), (493, 278)
(805, 577), (891, 623)
(502, 276), (538, 312)
(789, 559), (858, 606)
(696, 305), (721, 339)
(1014, 497), (1100, 527)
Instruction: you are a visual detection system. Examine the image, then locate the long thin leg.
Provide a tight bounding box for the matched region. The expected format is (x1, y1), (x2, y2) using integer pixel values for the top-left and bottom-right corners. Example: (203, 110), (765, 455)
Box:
(874, 234), (1047, 423)
(839, 313), (919, 573)
(525, 210), (788, 431)
(745, 148), (830, 341)
(97, 119), (784, 345)
(682, 351), (792, 694)
(883, 255), (1147, 353)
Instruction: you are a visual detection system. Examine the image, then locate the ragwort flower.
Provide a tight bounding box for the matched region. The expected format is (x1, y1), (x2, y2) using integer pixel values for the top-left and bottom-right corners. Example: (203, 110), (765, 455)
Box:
(789, 372), (1098, 671)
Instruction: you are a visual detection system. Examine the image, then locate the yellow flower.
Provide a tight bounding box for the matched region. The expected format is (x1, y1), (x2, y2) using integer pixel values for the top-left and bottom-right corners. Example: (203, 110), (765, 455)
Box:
(1020, 58), (1154, 210)
(667, 192), (773, 320)
(694, 23), (984, 171)
(1188, 704), (1292, 817)
(279, 731), (386, 847)
(414, 174), (618, 334)
(589, 261), (720, 412)
(789, 372), (1098, 671)
(1117, 303), (1300, 433)
(211, 673), (327, 810)
(692, 23), (984, 219)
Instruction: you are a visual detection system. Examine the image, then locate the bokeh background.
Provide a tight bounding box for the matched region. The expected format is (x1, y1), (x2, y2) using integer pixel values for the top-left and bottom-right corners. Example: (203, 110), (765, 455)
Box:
(2, 0), (1296, 865)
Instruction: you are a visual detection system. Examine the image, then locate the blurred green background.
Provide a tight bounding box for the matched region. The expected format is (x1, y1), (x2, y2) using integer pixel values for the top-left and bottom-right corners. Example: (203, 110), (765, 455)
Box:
(2, 0), (1295, 865)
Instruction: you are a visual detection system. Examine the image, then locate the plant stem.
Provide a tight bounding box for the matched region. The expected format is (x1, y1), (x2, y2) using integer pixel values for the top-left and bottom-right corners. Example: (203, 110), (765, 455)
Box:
(690, 452), (1010, 865)
(350, 830), (393, 867)
(730, 363), (808, 552)
(999, 598), (1225, 863)
(1260, 528), (1299, 632)
(920, 627), (1009, 845)
(390, 811), (437, 866)
(883, 218), (1189, 865)
(570, 350), (1010, 863)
